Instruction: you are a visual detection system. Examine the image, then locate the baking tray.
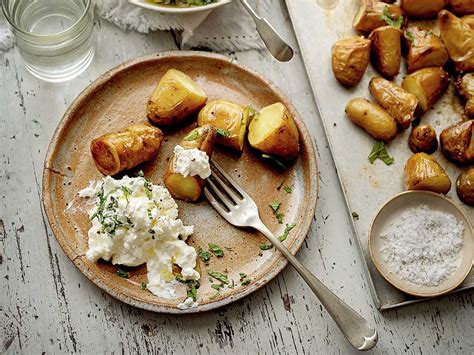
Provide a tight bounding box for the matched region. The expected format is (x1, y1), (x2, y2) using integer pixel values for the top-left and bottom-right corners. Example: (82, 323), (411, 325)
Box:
(286, 0), (473, 310)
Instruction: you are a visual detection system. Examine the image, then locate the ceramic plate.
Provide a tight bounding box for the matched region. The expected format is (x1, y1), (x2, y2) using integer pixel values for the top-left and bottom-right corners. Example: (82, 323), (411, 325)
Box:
(369, 191), (473, 298)
(42, 52), (318, 313)
(128, 0), (232, 14)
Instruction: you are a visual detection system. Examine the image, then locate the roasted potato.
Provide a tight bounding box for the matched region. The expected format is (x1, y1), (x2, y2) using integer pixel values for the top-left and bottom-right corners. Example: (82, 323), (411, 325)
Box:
(439, 10), (474, 72)
(163, 125), (217, 202)
(247, 102), (300, 161)
(369, 26), (403, 78)
(147, 69), (207, 126)
(331, 36), (371, 87)
(404, 153), (451, 194)
(353, 1), (405, 33)
(345, 98), (397, 141)
(401, 0), (446, 19)
(440, 120), (474, 164)
(403, 27), (450, 73)
(369, 77), (419, 129)
(90, 124), (163, 176)
(447, 0), (474, 15)
(462, 14), (474, 28)
(454, 73), (474, 118)
(401, 67), (450, 113)
(197, 100), (250, 151)
(408, 124), (439, 153)
(456, 167), (474, 205)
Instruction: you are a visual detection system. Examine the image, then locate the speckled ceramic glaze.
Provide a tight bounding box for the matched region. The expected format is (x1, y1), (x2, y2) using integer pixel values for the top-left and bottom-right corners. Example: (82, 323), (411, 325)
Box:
(42, 52), (318, 313)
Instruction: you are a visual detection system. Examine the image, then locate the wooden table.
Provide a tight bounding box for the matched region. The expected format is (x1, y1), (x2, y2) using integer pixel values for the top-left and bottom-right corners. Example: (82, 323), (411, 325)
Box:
(1, 2), (472, 353)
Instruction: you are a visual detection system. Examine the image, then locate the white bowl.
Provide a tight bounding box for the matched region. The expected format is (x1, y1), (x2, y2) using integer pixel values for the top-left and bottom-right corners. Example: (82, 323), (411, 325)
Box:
(128, 0), (232, 14)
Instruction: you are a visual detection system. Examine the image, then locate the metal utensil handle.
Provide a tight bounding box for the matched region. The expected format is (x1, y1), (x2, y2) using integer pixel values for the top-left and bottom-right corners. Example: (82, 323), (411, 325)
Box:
(254, 221), (378, 351)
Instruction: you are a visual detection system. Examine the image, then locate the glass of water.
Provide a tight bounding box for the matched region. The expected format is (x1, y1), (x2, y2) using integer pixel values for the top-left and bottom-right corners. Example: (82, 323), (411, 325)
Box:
(2, 0), (95, 82)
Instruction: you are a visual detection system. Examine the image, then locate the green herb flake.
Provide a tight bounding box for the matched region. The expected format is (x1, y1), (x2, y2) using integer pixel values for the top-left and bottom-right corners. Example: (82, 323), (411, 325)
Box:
(261, 154), (287, 170)
(381, 6), (404, 29)
(269, 201), (281, 212)
(187, 284), (198, 301)
(209, 291), (220, 300)
(278, 223), (296, 242)
(198, 248), (212, 263)
(141, 282), (147, 290)
(275, 213), (284, 224)
(368, 141), (395, 166)
(116, 267), (129, 279)
(184, 130), (200, 141)
(241, 279), (251, 286)
(352, 212), (360, 220)
(259, 243), (273, 250)
(239, 273), (247, 279)
(283, 185), (293, 193)
(208, 243), (224, 257)
(207, 270), (229, 284)
(228, 279), (235, 289)
(211, 283), (223, 290)
(405, 30), (414, 44)
(216, 128), (231, 137)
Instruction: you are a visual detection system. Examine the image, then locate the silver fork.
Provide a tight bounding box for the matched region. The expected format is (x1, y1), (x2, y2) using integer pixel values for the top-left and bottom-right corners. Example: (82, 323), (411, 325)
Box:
(204, 160), (378, 351)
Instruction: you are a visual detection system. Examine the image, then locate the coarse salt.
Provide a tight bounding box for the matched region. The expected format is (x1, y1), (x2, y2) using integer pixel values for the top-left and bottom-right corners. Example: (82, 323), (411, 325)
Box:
(379, 205), (464, 287)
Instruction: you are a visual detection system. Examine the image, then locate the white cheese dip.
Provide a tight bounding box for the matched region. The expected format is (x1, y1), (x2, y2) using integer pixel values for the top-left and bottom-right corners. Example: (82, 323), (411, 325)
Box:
(79, 175), (200, 301)
(173, 145), (211, 179)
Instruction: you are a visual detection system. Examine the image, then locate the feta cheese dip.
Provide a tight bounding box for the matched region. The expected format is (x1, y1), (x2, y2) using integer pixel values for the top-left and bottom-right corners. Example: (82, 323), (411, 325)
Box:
(78, 174), (200, 301)
(173, 145), (211, 179)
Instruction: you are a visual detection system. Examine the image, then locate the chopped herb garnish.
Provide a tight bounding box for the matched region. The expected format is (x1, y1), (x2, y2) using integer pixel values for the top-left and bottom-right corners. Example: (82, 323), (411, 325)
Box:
(136, 170), (145, 177)
(352, 212), (360, 220)
(184, 130), (200, 141)
(424, 30), (433, 37)
(116, 267), (129, 278)
(187, 283), (198, 301)
(247, 106), (256, 117)
(368, 141), (395, 166)
(209, 291), (220, 300)
(241, 279), (251, 286)
(278, 223), (296, 242)
(121, 186), (132, 202)
(239, 273), (247, 279)
(259, 243), (273, 250)
(405, 30), (414, 44)
(269, 201), (281, 212)
(141, 282), (147, 290)
(216, 128), (231, 137)
(381, 6), (404, 29)
(208, 243), (224, 257)
(228, 279), (235, 289)
(283, 185), (292, 194)
(207, 270), (229, 284)
(275, 213), (284, 224)
(198, 248), (212, 263)
(211, 283), (223, 290)
(261, 154), (287, 170)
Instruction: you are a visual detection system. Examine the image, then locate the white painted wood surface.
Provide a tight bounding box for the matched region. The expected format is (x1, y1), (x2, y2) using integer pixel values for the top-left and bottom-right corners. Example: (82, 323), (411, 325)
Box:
(0, 2), (472, 353)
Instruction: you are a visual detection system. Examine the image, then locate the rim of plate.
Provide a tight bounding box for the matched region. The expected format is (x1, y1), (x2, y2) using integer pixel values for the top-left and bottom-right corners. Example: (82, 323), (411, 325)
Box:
(128, 0), (232, 14)
(42, 51), (318, 313)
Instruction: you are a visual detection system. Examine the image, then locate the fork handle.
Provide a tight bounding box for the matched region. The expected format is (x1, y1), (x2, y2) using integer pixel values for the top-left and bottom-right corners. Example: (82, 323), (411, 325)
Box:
(254, 222), (378, 351)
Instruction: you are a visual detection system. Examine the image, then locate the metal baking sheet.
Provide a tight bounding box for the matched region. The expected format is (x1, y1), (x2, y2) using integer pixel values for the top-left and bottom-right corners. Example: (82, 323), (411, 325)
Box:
(286, 0), (473, 310)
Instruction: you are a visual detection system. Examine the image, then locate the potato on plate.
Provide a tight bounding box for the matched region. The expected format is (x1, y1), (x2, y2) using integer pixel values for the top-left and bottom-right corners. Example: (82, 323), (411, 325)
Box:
(401, 67), (450, 113)
(369, 26), (403, 78)
(462, 14), (474, 28)
(345, 98), (397, 141)
(248, 102), (300, 161)
(163, 125), (217, 202)
(331, 36), (371, 87)
(457, 167), (474, 206)
(408, 124), (438, 154)
(90, 124), (163, 176)
(447, 0), (474, 15)
(147, 69), (208, 126)
(353, 1), (405, 33)
(440, 120), (474, 164)
(401, 0), (446, 19)
(404, 153), (451, 194)
(197, 100), (250, 152)
(403, 27), (449, 73)
(454, 73), (474, 118)
(369, 77), (419, 129)
(439, 10), (474, 72)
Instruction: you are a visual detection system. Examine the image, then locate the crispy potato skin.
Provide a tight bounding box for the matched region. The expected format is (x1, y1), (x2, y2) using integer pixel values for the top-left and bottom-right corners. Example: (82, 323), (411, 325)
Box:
(454, 73), (474, 118)
(345, 98), (397, 141)
(462, 14), (474, 28)
(401, 0), (446, 19)
(440, 120), (474, 164)
(369, 26), (403, 78)
(439, 10), (474, 71)
(448, 0), (474, 15)
(197, 100), (249, 151)
(408, 124), (439, 153)
(369, 77), (419, 129)
(163, 125), (217, 202)
(248, 103), (300, 161)
(457, 167), (474, 205)
(331, 36), (371, 87)
(403, 27), (449, 73)
(90, 124), (163, 176)
(404, 153), (451, 194)
(401, 67), (450, 113)
(353, 1), (405, 33)
(147, 69), (207, 126)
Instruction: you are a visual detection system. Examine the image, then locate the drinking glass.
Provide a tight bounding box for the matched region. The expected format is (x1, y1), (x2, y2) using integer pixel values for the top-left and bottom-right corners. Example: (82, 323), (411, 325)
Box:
(2, 0), (95, 82)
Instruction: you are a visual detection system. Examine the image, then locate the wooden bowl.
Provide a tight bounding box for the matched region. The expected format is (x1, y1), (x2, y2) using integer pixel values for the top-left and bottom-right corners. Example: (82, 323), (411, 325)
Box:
(369, 191), (473, 298)
(42, 52), (318, 313)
